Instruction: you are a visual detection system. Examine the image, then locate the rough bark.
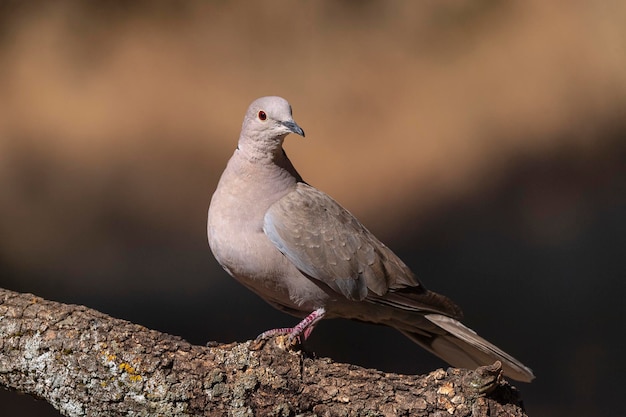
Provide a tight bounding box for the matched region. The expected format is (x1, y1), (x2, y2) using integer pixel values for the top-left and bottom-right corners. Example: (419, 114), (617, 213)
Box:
(0, 288), (528, 416)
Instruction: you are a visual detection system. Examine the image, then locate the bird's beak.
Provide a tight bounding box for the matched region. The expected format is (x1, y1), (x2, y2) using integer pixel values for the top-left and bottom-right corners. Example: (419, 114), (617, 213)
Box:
(282, 120), (305, 137)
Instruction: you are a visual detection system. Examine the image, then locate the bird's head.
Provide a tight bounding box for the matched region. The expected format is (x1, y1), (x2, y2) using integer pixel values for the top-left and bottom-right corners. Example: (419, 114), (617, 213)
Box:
(238, 96), (305, 157)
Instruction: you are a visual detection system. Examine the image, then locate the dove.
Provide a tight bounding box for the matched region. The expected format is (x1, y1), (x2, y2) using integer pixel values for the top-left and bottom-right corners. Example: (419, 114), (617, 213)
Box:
(207, 96), (534, 382)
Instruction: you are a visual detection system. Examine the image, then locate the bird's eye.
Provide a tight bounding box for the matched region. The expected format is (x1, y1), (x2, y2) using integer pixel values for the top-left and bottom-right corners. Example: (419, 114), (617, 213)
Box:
(258, 111), (267, 121)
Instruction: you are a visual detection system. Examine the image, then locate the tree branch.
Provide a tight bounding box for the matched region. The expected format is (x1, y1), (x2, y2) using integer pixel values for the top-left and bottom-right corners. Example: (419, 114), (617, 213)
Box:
(0, 288), (528, 416)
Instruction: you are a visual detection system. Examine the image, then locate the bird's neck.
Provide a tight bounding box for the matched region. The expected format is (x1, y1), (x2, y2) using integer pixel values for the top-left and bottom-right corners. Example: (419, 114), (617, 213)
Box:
(237, 134), (286, 164)
(235, 136), (304, 184)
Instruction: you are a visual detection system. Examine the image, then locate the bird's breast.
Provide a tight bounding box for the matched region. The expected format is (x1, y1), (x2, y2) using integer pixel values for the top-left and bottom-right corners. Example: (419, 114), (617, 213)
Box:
(207, 154), (332, 313)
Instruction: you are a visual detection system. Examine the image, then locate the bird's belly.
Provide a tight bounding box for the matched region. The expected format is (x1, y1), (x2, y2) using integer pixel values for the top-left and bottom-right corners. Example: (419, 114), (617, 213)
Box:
(209, 223), (330, 315)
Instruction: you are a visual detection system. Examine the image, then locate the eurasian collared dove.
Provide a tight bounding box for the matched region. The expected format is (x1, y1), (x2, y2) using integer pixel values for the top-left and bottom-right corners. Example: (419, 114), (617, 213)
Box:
(207, 96), (534, 382)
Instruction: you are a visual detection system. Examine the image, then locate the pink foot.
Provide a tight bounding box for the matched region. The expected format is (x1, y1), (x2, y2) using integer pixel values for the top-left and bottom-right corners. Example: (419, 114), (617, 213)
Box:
(257, 308), (326, 346)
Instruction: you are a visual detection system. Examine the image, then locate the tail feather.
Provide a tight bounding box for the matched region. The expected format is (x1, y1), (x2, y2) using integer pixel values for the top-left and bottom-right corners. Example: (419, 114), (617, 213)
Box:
(398, 314), (535, 382)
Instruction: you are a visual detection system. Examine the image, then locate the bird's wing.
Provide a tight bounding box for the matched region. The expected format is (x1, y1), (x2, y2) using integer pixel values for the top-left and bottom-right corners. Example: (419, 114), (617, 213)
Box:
(263, 182), (421, 301)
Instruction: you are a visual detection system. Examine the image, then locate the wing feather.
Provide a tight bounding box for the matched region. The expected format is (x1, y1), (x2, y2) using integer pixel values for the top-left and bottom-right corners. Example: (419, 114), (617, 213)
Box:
(263, 183), (419, 301)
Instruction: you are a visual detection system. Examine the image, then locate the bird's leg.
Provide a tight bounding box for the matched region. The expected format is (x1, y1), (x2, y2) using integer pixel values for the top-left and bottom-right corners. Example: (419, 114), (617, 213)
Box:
(257, 307), (326, 346)
(287, 307), (325, 344)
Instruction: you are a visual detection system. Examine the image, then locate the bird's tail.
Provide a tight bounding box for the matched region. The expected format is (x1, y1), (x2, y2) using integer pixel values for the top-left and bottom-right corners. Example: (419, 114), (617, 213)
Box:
(397, 313), (535, 382)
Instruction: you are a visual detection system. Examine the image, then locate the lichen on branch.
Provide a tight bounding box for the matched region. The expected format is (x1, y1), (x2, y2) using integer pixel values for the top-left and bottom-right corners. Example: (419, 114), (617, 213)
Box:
(0, 288), (528, 417)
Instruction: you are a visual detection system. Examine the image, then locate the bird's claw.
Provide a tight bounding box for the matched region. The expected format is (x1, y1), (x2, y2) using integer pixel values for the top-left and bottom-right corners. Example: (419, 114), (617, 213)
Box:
(254, 308), (326, 350)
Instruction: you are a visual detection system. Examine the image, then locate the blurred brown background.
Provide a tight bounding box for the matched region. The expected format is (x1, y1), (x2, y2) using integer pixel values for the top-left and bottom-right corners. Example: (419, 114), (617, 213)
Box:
(1, 1), (625, 416)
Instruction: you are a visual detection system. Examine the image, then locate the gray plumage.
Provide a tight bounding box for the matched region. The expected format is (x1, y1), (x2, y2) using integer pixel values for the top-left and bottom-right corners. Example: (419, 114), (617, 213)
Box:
(207, 96), (534, 382)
